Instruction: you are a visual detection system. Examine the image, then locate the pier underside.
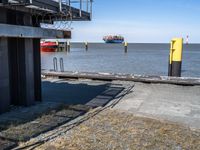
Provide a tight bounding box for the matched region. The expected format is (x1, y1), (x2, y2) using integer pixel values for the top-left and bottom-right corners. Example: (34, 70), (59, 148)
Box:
(0, 9), (42, 113)
(0, 0), (91, 113)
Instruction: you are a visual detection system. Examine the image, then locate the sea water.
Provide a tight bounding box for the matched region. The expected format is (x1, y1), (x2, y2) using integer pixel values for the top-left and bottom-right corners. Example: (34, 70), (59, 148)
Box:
(41, 43), (200, 77)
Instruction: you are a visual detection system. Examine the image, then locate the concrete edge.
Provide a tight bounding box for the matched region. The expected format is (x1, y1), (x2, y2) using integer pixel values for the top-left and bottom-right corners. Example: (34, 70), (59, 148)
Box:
(41, 71), (200, 86)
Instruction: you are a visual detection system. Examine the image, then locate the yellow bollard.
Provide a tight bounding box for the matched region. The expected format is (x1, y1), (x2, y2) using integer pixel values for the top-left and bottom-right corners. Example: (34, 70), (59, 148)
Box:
(124, 42), (128, 53)
(168, 38), (183, 77)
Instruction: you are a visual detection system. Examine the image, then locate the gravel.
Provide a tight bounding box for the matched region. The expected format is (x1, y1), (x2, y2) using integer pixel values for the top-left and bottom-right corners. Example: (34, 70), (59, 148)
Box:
(36, 109), (200, 150)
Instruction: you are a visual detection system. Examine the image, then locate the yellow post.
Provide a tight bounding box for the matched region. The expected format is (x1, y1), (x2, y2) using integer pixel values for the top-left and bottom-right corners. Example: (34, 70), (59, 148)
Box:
(168, 38), (183, 77)
(124, 42), (128, 47)
(124, 42), (128, 53)
(171, 38), (183, 62)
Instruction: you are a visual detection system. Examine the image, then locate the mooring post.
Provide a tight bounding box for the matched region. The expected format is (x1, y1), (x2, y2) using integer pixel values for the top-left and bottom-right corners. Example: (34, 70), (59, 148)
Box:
(67, 41), (70, 52)
(56, 40), (59, 52)
(168, 38), (183, 77)
(64, 41), (67, 52)
(85, 42), (88, 51)
(124, 42), (128, 53)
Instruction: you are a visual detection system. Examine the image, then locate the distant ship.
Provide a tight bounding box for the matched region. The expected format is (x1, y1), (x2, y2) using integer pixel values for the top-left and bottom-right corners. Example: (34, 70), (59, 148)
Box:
(103, 35), (124, 43)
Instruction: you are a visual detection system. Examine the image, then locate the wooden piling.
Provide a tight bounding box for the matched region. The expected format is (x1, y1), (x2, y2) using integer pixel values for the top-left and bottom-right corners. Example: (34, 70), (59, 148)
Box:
(67, 41), (70, 52)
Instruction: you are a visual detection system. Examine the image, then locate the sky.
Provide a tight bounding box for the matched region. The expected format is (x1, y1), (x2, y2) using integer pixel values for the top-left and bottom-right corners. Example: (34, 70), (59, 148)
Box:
(71, 0), (200, 43)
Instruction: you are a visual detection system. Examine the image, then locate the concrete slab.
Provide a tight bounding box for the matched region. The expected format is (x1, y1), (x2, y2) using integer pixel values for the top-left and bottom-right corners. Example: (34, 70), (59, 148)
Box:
(114, 82), (200, 129)
(42, 79), (125, 107)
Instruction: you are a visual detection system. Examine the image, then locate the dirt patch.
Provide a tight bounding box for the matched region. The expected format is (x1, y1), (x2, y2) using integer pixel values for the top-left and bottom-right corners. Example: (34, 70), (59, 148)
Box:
(0, 102), (64, 132)
(36, 109), (200, 150)
(0, 105), (91, 142)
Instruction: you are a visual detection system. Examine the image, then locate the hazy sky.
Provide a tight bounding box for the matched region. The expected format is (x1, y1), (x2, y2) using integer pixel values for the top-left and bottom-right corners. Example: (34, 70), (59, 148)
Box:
(71, 0), (200, 43)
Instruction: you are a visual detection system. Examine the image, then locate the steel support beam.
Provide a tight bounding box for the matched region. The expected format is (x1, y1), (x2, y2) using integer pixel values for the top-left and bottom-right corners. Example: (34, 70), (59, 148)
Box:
(0, 23), (71, 38)
(33, 39), (42, 101)
(0, 37), (10, 113)
(0, 10), (10, 114)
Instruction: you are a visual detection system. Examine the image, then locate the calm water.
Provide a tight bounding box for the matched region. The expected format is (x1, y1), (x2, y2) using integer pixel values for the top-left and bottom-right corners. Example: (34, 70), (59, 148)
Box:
(41, 43), (200, 77)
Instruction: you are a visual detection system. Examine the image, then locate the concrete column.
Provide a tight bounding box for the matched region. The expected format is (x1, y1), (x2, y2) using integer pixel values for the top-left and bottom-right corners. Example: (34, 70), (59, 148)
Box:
(0, 8), (42, 113)
(0, 8), (10, 114)
(8, 38), (35, 106)
(33, 39), (42, 101)
(24, 38), (35, 105)
(0, 38), (10, 113)
(0, 8), (7, 24)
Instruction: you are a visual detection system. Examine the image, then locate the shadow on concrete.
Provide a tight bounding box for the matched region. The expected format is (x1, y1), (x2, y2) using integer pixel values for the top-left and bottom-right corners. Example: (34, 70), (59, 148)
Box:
(42, 80), (124, 107)
(0, 79), (126, 149)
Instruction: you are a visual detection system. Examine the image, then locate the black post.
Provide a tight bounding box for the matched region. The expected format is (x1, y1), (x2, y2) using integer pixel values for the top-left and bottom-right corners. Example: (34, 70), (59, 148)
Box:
(168, 55), (172, 76)
(124, 42), (128, 53)
(85, 42), (88, 51)
(168, 39), (183, 77)
(67, 41), (70, 52)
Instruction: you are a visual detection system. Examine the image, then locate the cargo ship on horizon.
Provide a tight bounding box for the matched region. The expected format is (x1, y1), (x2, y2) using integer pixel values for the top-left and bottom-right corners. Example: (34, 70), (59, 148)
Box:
(103, 35), (124, 43)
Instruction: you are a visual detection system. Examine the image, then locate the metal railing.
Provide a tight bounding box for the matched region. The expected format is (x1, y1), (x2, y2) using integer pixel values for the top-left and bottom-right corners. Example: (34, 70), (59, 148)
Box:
(1, 0), (93, 19)
(53, 57), (65, 72)
(59, 0), (93, 18)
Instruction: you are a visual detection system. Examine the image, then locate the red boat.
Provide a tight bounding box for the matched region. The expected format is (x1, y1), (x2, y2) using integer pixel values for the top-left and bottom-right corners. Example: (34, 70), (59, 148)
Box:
(40, 41), (58, 52)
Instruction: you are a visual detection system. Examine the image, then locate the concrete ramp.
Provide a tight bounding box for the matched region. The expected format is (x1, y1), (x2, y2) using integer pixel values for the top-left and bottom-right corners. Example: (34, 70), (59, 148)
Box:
(114, 82), (200, 129)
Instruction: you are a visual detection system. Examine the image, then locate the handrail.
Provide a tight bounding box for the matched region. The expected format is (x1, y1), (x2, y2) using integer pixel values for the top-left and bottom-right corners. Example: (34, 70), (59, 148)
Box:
(60, 58), (64, 72)
(1, 0), (93, 21)
(53, 57), (58, 72)
(59, 0), (92, 13)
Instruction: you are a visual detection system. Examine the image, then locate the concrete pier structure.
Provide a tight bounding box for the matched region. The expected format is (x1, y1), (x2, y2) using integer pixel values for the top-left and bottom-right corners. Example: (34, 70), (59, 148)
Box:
(0, 0), (92, 113)
(0, 37), (10, 113)
(0, 9), (41, 113)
